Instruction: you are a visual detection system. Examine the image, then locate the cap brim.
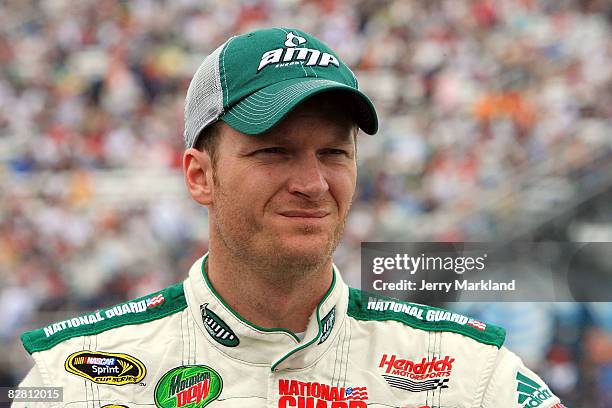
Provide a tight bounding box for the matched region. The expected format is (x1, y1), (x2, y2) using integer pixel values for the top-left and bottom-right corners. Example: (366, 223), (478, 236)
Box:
(220, 78), (378, 135)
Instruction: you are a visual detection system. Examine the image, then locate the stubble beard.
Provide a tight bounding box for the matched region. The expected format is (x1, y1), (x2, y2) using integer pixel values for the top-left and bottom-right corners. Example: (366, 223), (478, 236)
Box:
(211, 182), (351, 284)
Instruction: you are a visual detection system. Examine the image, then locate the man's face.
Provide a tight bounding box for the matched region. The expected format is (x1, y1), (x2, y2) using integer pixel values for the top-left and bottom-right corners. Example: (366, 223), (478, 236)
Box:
(209, 98), (357, 270)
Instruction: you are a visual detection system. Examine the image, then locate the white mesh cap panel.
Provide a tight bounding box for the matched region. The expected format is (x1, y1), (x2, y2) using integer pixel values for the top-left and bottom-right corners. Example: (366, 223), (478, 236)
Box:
(184, 42), (226, 148)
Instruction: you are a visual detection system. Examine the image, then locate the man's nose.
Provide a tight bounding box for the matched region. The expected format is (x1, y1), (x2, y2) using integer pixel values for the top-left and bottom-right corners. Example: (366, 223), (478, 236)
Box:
(287, 154), (329, 200)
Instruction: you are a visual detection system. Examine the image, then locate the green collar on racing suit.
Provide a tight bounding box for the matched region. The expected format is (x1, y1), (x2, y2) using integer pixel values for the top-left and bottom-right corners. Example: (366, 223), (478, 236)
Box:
(185, 254), (346, 372)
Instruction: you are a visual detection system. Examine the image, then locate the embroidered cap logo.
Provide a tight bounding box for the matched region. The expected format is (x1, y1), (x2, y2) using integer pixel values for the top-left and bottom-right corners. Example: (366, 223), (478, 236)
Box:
(284, 32), (307, 47)
(257, 31), (340, 72)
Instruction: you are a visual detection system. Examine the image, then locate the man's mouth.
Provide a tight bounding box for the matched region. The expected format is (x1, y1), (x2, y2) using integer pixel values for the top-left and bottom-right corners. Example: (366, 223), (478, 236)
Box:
(278, 210), (330, 218)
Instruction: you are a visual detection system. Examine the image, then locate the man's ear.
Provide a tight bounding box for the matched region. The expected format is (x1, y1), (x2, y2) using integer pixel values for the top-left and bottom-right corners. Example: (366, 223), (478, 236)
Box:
(183, 148), (214, 206)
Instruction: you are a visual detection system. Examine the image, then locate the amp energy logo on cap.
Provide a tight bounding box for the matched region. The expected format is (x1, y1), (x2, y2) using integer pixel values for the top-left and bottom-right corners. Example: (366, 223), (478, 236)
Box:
(155, 365), (223, 408)
(200, 303), (239, 347)
(64, 351), (146, 385)
(258, 31), (340, 72)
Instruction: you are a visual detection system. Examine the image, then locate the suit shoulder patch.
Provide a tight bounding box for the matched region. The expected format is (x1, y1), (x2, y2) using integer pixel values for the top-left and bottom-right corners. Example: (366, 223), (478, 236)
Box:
(347, 287), (506, 348)
(21, 282), (186, 354)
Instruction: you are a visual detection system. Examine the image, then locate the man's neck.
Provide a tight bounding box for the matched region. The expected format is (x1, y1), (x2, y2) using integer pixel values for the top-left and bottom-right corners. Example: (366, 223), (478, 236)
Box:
(204, 248), (334, 333)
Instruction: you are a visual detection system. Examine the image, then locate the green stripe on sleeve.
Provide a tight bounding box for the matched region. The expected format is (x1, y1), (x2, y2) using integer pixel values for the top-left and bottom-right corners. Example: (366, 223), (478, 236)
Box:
(347, 288), (506, 348)
(21, 283), (187, 354)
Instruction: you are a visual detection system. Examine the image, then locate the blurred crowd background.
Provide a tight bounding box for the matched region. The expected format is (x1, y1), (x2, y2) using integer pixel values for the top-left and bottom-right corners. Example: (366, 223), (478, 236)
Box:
(0, 0), (611, 406)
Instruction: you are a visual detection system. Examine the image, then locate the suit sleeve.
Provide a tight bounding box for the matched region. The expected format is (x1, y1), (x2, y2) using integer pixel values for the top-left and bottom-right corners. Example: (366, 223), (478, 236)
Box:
(481, 346), (566, 408)
(10, 365), (51, 408)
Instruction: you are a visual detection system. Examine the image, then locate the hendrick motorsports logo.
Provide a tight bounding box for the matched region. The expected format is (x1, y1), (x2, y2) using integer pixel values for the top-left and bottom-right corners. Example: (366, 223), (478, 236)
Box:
(64, 351), (146, 385)
(258, 31), (340, 72)
(155, 365), (223, 408)
(278, 380), (367, 407)
(379, 354), (454, 393)
(516, 372), (557, 407)
(200, 303), (239, 347)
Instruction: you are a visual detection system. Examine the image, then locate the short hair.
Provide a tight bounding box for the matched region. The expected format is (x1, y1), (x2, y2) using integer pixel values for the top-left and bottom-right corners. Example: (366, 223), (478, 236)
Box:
(193, 121), (221, 168)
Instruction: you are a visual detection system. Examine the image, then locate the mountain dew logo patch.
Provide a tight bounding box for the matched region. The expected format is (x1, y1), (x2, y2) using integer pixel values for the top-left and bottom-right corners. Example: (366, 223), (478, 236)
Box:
(516, 372), (555, 407)
(155, 365), (222, 408)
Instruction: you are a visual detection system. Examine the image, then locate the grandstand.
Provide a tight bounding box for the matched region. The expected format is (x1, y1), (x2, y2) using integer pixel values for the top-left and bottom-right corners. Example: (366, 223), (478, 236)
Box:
(1, 0), (610, 405)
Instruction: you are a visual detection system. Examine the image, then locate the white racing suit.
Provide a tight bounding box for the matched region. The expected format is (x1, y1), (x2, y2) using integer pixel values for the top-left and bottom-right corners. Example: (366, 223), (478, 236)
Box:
(14, 255), (566, 408)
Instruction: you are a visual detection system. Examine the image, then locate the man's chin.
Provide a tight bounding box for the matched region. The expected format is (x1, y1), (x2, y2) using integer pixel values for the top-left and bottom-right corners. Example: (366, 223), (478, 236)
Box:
(273, 237), (334, 265)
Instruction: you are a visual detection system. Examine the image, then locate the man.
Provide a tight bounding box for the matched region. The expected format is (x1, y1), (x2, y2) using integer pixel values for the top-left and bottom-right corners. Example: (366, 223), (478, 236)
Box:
(15, 28), (565, 408)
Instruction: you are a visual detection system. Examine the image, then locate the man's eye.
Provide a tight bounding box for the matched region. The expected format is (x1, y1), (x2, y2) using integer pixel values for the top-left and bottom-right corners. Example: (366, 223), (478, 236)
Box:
(256, 147), (285, 154)
(322, 149), (349, 156)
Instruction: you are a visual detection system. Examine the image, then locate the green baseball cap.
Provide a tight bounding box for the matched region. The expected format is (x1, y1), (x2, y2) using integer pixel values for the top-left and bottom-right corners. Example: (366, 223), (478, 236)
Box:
(184, 27), (378, 148)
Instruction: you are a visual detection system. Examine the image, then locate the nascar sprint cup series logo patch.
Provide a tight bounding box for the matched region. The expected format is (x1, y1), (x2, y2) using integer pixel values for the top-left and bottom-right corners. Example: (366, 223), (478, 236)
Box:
(155, 365), (223, 408)
(64, 351), (146, 385)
